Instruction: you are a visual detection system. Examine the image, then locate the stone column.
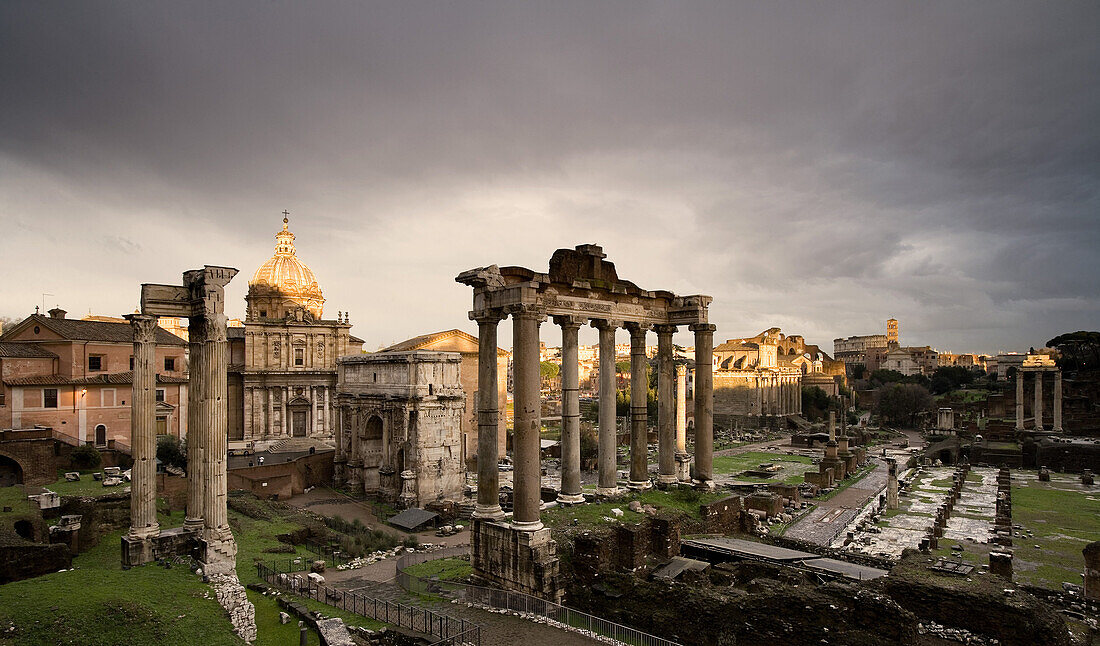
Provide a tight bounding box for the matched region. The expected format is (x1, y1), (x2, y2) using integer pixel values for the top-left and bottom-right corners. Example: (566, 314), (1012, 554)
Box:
(675, 365), (687, 453)
(281, 386), (288, 436)
(1053, 370), (1063, 432)
(347, 407), (362, 493)
(655, 325), (677, 485)
(556, 316), (585, 504)
(593, 320), (619, 496)
(690, 324), (716, 484)
(1084, 541), (1100, 601)
(1034, 370), (1044, 431)
(474, 312), (506, 519)
(511, 306), (544, 530)
(886, 458), (899, 509)
(1015, 369), (1025, 431)
(323, 386), (330, 437)
(755, 376), (764, 418)
(127, 314), (160, 539)
(828, 410), (836, 442)
(203, 309), (234, 554)
(184, 316), (206, 531)
(626, 323), (651, 490)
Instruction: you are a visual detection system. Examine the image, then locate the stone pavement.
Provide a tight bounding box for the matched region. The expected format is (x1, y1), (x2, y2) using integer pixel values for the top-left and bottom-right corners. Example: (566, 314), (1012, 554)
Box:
(784, 458), (886, 546)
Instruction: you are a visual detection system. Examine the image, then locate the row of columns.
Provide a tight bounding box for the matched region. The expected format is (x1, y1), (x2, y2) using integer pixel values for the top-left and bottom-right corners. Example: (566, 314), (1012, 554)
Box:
(472, 307), (714, 531)
(754, 373), (802, 416)
(1015, 369), (1063, 432)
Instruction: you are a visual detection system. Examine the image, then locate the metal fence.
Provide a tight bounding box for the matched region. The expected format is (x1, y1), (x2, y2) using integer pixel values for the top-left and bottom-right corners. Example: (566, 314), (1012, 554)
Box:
(395, 548), (682, 646)
(256, 560), (480, 646)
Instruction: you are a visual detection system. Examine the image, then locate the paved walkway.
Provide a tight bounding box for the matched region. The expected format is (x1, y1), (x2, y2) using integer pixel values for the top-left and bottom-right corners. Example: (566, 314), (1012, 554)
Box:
(328, 574), (604, 646)
(784, 458), (887, 545)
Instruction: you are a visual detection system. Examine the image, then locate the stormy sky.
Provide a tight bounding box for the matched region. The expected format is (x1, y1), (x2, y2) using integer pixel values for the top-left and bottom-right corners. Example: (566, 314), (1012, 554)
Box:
(2, 2), (1097, 355)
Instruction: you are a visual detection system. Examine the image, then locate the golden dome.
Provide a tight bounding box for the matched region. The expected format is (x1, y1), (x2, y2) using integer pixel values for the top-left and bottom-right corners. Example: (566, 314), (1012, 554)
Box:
(247, 215), (324, 319)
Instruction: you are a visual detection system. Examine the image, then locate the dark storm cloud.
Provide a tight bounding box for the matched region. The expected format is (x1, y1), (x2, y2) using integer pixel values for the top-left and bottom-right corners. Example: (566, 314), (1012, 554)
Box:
(1, 1), (1097, 353)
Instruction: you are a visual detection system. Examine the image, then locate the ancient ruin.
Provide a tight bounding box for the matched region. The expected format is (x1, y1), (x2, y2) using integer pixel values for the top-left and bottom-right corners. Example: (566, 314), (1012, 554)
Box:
(333, 351), (466, 507)
(121, 265), (255, 642)
(457, 243), (713, 599)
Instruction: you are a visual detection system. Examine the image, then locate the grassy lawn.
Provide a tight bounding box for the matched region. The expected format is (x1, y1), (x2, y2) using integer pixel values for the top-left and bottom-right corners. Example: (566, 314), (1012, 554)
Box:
(403, 556), (472, 582)
(542, 487), (728, 529)
(36, 469), (123, 498)
(1010, 483), (1100, 591)
(711, 451), (814, 485)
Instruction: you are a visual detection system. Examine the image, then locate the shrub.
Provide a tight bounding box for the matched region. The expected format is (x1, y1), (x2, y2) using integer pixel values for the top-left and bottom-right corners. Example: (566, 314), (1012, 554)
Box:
(71, 444), (102, 470)
(156, 435), (188, 471)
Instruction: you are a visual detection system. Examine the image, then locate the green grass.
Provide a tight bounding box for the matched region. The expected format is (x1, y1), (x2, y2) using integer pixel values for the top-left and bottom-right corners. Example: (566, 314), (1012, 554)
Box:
(1010, 483), (1100, 591)
(711, 451), (814, 485)
(403, 557), (473, 582)
(542, 487), (728, 529)
(36, 469), (123, 498)
(0, 526), (242, 646)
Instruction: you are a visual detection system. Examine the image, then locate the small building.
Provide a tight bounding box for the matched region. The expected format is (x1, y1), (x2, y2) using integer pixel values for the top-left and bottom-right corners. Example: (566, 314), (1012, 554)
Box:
(335, 351), (466, 508)
(0, 309), (188, 445)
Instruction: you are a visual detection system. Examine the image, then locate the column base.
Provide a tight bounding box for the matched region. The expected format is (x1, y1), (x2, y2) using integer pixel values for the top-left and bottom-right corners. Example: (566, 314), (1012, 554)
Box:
(693, 479), (716, 491)
(657, 474), (679, 485)
(627, 479), (652, 491)
(556, 493), (585, 505)
(511, 519), (545, 532)
(183, 517), (203, 531)
(128, 522), (161, 541)
(596, 486), (620, 498)
(473, 504), (506, 520)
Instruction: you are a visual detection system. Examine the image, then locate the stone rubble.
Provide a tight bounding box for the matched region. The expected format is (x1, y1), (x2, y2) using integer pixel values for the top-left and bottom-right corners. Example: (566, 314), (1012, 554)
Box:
(209, 572), (257, 643)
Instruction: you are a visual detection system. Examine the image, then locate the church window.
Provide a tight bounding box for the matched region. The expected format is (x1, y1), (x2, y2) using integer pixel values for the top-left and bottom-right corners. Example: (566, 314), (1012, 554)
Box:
(156, 389), (165, 402)
(164, 357), (176, 371)
(295, 348), (304, 366)
(129, 356), (134, 370)
(88, 355), (104, 371)
(43, 388), (58, 408)
(259, 310), (267, 318)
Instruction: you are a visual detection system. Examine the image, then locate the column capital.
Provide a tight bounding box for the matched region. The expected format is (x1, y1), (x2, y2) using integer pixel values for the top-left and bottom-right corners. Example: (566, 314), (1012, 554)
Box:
(624, 322), (651, 338)
(589, 318), (623, 331)
(125, 313), (159, 343)
(504, 303), (546, 322)
(676, 364), (687, 376)
(653, 324), (678, 335)
(552, 315), (586, 329)
(689, 323), (717, 333)
(470, 309), (506, 325)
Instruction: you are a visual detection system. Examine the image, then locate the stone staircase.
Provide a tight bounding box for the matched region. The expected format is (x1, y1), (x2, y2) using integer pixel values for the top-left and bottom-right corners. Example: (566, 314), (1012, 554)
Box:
(265, 437), (333, 454)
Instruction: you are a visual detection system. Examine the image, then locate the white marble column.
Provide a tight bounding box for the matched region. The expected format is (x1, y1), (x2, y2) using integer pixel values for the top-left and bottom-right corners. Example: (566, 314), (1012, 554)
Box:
(556, 316), (585, 504)
(690, 323), (715, 484)
(1034, 370), (1044, 431)
(593, 320), (619, 496)
(511, 306), (544, 530)
(203, 310), (232, 545)
(655, 324), (677, 485)
(127, 314), (160, 539)
(474, 312), (506, 519)
(1015, 369), (1025, 431)
(1053, 370), (1063, 432)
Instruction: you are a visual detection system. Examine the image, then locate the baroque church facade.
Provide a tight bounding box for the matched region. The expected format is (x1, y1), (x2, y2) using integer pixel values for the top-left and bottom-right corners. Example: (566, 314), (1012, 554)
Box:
(228, 215), (363, 443)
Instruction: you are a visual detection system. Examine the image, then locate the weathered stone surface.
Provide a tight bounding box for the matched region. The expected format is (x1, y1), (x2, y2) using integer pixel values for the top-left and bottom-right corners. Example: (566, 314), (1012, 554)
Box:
(471, 519), (562, 602)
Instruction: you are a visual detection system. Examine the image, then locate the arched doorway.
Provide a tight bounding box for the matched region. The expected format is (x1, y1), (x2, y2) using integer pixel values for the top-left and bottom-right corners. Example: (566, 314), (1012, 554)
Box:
(0, 454), (23, 487)
(95, 424), (107, 446)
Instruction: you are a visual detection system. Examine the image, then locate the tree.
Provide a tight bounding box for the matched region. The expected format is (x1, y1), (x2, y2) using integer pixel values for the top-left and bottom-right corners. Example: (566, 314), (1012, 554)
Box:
(849, 363), (866, 380)
(157, 435), (188, 471)
(869, 369), (905, 386)
(875, 383), (933, 427)
(539, 361), (560, 380)
(70, 444), (102, 470)
(1047, 331), (1100, 371)
(929, 366), (974, 395)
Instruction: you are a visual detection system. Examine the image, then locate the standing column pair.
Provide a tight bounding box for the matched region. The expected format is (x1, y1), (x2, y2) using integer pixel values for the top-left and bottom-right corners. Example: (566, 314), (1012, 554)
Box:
(473, 311), (506, 519)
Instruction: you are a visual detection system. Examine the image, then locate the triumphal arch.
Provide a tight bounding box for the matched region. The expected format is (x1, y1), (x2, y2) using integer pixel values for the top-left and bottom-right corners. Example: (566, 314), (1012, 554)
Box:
(457, 244), (714, 600)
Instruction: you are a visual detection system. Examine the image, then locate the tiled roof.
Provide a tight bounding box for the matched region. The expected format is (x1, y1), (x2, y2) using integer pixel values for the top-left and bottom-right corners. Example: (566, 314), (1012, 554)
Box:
(228, 327), (245, 340)
(0, 315), (187, 346)
(3, 371), (189, 386)
(0, 343), (58, 359)
(348, 335), (365, 344)
(381, 329), (509, 356)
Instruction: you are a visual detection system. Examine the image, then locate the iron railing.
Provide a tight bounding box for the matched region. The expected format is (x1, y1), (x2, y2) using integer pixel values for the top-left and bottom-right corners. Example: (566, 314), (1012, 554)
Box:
(256, 560), (480, 646)
(395, 547), (682, 646)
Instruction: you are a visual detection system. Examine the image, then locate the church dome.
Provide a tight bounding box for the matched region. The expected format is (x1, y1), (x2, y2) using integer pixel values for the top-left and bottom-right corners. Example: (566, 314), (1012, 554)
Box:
(247, 215), (325, 319)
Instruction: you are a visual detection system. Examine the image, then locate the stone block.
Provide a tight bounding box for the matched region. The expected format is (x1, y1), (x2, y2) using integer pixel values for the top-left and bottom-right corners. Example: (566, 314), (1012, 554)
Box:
(64, 472), (80, 482)
(471, 520), (562, 602)
(649, 516), (681, 560)
(699, 495), (743, 534)
(989, 551), (1013, 579)
(745, 493), (782, 518)
(614, 523), (649, 571)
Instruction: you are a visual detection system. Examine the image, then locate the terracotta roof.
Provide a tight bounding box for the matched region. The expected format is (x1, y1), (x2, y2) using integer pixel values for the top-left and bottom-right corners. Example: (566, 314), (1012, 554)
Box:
(348, 335), (364, 344)
(3, 371), (189, 386)
(0, 314), (187, 346)
(380, 329), (509, 356)
(0, 343), (58, 359)
(714, 340), (759, 352)
(228, 327), (245, 340)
